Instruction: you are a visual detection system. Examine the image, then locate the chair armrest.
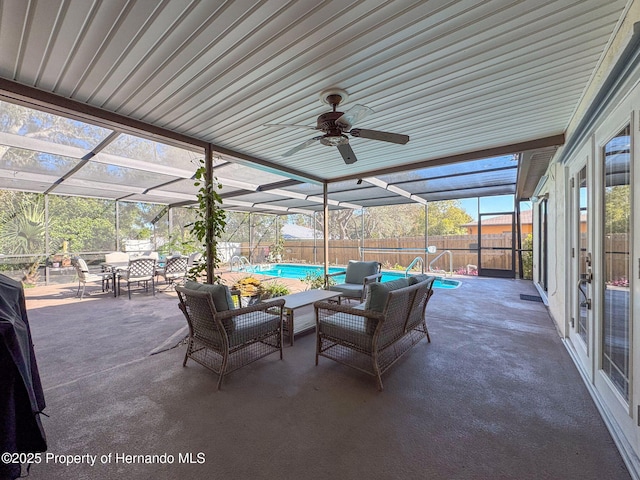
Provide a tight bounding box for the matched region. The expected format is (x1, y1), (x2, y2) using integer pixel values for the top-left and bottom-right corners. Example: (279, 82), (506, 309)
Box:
(315, 300), (384, 314)
(326, 270), (347, 278)
(314, 301), (384, 321)
(362, 272), (382, 285)
(215, 298), (286, 321)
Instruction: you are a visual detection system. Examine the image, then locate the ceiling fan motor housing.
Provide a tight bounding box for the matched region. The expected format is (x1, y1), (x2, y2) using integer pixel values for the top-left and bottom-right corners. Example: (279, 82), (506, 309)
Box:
(317, 111), (349, 146)
(317, 111), (345, 132)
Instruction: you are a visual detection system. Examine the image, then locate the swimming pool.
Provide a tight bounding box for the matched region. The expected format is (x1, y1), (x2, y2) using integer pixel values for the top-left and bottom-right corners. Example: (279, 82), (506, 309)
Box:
(245, 263), (461, 289)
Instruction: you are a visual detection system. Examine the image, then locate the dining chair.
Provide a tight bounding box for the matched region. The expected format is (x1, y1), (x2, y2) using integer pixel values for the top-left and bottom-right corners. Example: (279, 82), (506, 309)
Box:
(156, 255), (188, 287)
(118, 257), (156, 299)
(72, 257), (111, 299)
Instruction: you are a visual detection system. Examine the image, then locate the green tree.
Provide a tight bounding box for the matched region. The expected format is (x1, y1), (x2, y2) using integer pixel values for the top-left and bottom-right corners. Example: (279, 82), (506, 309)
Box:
(604, 185), (629, 233)
(48, 196), (116, 252)
(360, 204), (424, 238)
(521, 233), (533, 279)
(424, 200), (473, 235)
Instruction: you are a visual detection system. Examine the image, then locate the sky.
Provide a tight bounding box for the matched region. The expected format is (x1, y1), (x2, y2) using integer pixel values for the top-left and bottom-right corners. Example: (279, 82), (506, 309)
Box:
(458, 195), (532, 221)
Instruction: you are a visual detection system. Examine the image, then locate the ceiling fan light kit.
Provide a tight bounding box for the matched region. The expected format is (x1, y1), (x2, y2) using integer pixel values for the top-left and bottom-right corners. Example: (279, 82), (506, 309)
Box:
(270, 88), (410, 164)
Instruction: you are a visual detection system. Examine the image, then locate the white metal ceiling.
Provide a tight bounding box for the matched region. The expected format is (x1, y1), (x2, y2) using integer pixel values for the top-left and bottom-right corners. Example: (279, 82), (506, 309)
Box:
(0, 0), (632, 210)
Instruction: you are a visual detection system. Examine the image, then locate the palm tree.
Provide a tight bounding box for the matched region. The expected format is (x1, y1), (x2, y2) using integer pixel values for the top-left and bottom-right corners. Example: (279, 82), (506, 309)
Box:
(0, 193), (47, 285)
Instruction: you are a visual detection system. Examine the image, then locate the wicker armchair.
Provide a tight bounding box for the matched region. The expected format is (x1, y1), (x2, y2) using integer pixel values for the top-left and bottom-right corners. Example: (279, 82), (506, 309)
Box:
(176, 283), (285, 390)
(315, 276), (435, 390)
(327, 260), (382, 303)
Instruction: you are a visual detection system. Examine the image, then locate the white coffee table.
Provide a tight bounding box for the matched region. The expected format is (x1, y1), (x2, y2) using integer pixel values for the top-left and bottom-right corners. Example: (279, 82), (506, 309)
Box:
(277, 289), (340, 346)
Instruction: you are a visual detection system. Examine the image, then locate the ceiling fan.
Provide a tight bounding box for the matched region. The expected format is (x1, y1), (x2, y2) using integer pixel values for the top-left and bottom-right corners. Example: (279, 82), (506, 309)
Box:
(265, 89), (409, 164)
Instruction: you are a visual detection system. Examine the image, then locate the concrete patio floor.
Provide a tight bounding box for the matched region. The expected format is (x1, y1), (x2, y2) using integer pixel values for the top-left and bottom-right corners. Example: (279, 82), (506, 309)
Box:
(19, 276), (631, 479)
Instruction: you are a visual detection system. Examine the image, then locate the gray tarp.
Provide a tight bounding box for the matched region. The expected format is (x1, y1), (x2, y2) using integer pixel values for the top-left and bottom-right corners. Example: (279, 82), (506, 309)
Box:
(0, 274), (46, 480)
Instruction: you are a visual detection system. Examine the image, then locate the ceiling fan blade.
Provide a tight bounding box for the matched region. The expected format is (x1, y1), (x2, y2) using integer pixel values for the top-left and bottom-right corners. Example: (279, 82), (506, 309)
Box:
(349, 128), (409, 144)
(282, 136), (322, 157)
(337, 143), (358, 164)
(264, 123), (317, 131)
(335, 104), (374, 130)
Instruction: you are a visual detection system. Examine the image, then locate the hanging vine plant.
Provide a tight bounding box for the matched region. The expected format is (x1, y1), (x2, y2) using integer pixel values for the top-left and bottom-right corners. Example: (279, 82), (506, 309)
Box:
(187, 157), (226, 284)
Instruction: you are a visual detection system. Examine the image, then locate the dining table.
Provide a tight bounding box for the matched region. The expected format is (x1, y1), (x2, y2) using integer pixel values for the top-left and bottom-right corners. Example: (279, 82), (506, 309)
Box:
(100, 261), (129, 297)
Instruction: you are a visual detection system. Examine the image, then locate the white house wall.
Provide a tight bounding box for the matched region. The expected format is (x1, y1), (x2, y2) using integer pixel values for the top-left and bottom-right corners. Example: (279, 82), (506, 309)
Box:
(545, 162), (568, 338)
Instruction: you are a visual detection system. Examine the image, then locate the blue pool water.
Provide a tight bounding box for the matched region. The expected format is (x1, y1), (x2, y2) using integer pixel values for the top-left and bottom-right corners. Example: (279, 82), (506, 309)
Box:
(245, 263), (461, 289)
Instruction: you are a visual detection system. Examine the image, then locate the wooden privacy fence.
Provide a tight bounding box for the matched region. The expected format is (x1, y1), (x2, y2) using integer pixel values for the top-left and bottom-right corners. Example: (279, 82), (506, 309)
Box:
(239, 234), (517, 273)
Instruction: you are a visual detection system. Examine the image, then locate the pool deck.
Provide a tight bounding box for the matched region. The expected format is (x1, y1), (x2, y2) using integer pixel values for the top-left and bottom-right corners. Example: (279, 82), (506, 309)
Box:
(17, 274), (630, 479)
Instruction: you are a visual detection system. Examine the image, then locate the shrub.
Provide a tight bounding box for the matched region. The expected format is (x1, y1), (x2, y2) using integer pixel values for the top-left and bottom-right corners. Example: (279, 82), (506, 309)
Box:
(261, 281), (291, 299)
(303, 271), (336, 290)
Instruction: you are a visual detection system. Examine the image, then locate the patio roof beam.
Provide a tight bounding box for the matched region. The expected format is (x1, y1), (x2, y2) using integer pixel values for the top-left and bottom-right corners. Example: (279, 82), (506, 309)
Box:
(45, 131), (121, 195)
(116, 193), (136, 202)
(219, 189), (256, 199)
(257, 179), (304, 191)
(418, 181), (517, 197)
(392, 164), (518, 187)
(144, 175), (196, 196)
(0, 79), (205, 152)
(328, 134), (565, 183)
(220, 198), (315, 215)
(363, 177), (428, 206)
(0, 78), (323, 185)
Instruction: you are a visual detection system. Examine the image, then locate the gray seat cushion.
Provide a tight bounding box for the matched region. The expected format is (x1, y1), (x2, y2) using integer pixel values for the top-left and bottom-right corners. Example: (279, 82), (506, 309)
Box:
(227, 311), (281, 347)
(321, 312), (373, 352)
(329, 283), (365, 298)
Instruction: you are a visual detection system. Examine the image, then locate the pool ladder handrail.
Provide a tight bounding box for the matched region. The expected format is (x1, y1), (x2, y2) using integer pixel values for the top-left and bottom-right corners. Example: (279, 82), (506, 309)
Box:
(230, 255), (252, 272)
(428, 250), (453, 277)
(405, 256), (425, 277)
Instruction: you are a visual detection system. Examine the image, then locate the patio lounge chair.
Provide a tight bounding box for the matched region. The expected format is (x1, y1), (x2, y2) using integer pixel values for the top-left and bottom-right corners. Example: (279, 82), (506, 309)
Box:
(176, 282), (285, 390)
(315, 275), (435, 390)
(118, 256), (156, 299)
(72, 257), (111, 299)
(327, 261), (382, 303)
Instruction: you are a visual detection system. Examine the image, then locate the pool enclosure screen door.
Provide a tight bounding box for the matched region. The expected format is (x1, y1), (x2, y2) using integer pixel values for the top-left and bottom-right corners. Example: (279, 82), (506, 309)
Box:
(478, 212), (515, 278)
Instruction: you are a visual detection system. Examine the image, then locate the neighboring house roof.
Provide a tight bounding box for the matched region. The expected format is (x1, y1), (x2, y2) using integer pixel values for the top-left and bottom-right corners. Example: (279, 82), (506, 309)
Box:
(463, 209), (533, 227)
(281, 224), (322, 239)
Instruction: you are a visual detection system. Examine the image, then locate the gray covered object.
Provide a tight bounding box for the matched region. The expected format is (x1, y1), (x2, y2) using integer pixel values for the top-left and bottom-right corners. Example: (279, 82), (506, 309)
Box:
(0, 274), (47, 480)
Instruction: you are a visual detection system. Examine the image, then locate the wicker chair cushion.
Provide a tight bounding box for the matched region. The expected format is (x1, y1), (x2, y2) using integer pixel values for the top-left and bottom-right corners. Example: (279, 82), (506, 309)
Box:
(227, 311), (281, 347)
(364, 278), (410, 313)
(407, 274), (433, 285)
(329, 283), (365, 298)
(321, 312), (373, 352)
(184, 280), (235, 312)
(344, 261), (380, 284)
